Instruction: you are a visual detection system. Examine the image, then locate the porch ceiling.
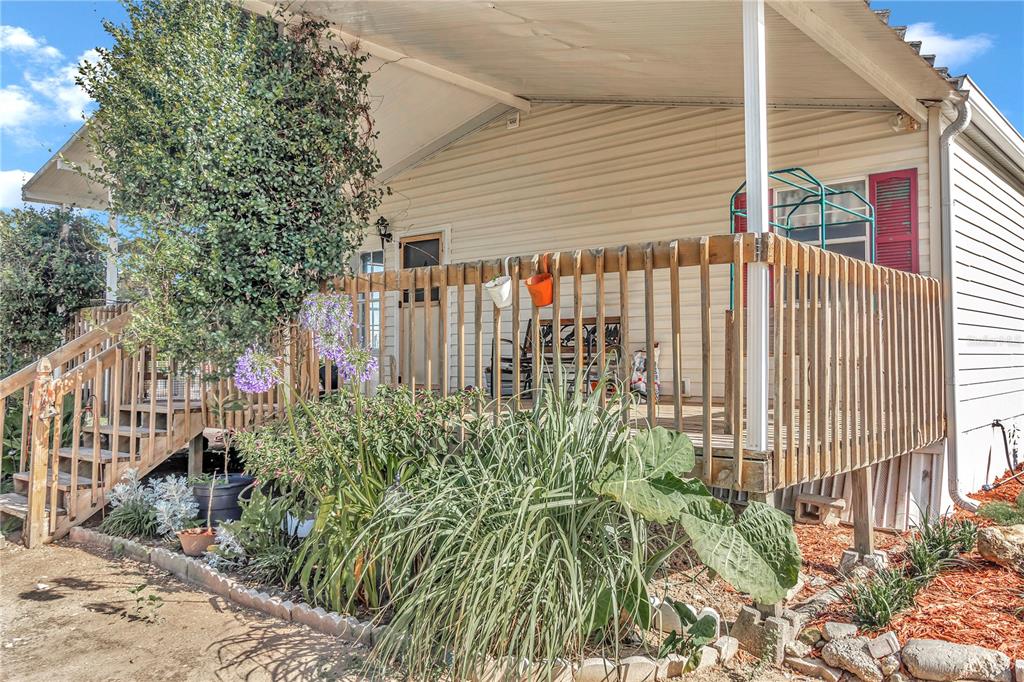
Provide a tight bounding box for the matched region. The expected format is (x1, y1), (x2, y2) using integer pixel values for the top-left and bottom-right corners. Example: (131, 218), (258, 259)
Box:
(292, 0), (953, 108)
(23, 0), (959, 209)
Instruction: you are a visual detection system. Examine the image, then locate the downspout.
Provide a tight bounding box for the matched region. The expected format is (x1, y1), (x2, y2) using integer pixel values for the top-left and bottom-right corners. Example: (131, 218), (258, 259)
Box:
(939, 93), (977, 511)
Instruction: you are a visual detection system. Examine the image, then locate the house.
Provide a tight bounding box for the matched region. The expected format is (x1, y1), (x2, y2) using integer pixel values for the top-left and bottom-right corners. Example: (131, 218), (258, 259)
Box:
(12, 1), (1024, 550)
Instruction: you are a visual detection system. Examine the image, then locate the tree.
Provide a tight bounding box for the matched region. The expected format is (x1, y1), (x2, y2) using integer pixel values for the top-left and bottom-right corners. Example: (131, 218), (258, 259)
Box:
(0, 207), (106, 374)
(77, 0), (385, 370)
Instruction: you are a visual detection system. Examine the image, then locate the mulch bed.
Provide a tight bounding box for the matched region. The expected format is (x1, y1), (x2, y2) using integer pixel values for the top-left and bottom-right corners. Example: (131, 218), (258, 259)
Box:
(797, 465), (1024, 660)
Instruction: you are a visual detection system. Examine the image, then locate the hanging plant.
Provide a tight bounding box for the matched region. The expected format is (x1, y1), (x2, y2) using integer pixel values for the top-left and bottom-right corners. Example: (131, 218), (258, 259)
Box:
(77, 0), (387, 370)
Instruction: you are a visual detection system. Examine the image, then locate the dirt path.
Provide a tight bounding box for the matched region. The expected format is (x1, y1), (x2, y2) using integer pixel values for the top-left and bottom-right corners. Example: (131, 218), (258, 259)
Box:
(0, 540), (804, 682)
(0, 540), (382, 681)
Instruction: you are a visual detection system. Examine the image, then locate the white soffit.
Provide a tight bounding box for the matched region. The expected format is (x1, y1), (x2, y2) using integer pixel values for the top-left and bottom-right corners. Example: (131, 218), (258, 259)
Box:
(295, 0), (894, 107)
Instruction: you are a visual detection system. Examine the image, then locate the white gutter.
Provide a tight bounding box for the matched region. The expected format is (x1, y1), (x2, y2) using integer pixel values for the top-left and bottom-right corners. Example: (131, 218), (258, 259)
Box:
(939, 93), (978, 512)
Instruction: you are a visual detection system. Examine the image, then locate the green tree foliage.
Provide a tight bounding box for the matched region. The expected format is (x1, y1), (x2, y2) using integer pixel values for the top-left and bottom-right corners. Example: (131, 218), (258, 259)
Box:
(0, 207), (105, 374)
(77, 0), (384, 369)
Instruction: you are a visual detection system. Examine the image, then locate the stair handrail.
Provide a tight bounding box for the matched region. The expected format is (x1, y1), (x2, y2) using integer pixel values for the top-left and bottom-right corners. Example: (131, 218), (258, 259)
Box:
(0, 309), (132, 400)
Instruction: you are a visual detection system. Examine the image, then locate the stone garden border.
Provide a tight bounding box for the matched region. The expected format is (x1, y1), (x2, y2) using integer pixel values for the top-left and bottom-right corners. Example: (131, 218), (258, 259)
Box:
(67, 527), (740, 681)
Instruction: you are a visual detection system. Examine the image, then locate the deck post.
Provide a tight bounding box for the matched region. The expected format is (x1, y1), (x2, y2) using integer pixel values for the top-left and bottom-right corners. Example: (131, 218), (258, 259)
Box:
(26, 358), (54, 548)
(851, 466), (876, 556)
(742, 0), (770, 454)
(188, 433), (204, 478)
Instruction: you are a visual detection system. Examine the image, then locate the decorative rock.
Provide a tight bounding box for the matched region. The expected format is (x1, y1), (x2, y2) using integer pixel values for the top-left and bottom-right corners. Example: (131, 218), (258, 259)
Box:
(879, 654), (901, 677)
(822, 622), (859, 642)
(821, 637), (883, 682)
(1015, 659), (1024, 682)
(697, 607), (721, 639)
(68, 526), (90, 544)
(861, 551), (889, 573)
(575, 657), (615, 682)
(652, 598), (682, 634)
(730, 606), (764, 654)
(901, 639), (1012, 682)
(799, 626), (824, 646)
(785, 656), (843, 682)
(782, 607), (808, 633)
(349, 620), (374, 646)
(977, 525), (1024, 573)
(867, 632), (900, 659)
(786, 640), (813, 658)
(763, 616), (794, 665)
(712, 636), (739, 663)
(888, 673), (911, 682)
(112, 538), (151, 562)
(838, 550), (862, 575)
(696, 647), (719, 670)
(618, 655), (657, 681)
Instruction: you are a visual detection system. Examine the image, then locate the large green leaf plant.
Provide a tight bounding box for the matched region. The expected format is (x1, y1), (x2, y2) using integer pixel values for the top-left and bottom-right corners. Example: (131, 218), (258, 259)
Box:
(594, 425), (802, 605)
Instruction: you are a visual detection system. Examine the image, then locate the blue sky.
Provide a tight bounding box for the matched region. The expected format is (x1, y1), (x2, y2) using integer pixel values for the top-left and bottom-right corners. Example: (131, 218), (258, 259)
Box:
(1, 1), (1022, 210)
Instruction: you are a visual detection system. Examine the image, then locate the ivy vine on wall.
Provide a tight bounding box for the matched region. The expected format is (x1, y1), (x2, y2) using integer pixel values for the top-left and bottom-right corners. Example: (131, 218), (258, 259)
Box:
(77, 0), (386, 370)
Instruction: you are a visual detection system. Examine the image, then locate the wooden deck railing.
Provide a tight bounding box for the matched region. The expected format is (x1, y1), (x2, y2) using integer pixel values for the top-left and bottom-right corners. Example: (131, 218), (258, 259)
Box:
(5, 234), (947, 548)
(766, 234), (945, 489)
(324, 232), (945, 493)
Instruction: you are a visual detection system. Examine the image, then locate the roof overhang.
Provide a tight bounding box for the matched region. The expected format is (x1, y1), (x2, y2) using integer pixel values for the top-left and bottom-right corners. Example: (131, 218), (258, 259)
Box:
(960, 76), (1024, 184)
(24, 0), (962, 208)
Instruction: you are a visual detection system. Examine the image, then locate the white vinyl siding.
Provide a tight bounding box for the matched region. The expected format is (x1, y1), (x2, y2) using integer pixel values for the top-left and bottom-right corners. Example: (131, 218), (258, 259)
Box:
(949, 137), (1024, 494)
(365, 104), (931, 398)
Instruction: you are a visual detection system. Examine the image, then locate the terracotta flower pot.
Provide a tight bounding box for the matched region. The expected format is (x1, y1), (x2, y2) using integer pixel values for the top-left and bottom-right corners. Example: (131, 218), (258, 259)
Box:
(178, 527), (217, 557)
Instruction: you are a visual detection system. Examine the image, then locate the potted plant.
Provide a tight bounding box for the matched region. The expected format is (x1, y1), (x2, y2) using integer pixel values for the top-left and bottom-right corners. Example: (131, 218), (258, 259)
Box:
(484, 257), (514, 308)
(191, 393), (254, 523)
(178, 478), (217, 556)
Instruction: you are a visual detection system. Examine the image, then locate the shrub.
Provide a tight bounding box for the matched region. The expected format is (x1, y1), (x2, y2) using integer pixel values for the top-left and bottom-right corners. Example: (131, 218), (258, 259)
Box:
(352, 378), (800, 679)
(978, 491), (1024, 526)
(102, 469), (197, 538)
(77, 0), (384, 370)
(235, 386), (469, 500)
(101, 499), (158, 539)
(847, 567), (921, 630)
(206, 487), (297, 585)
(0, 207), (105, 374)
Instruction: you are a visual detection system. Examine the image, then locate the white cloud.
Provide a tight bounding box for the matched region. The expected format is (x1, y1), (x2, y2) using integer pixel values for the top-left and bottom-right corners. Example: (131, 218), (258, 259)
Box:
(905, 22), (993, 70)
(0, 25), (62, 60)
(24, 49), (100, 122)
(0, 85), (40, 130)
(0, 169), (32, 210)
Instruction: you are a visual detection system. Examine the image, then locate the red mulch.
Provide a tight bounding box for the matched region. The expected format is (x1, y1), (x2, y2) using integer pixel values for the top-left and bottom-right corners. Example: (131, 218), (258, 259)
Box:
(887, 555), (1024, 660)
(796, 466), (1024, 661)
(794, 523), (904, 584)
(969, 465), (1024, 506)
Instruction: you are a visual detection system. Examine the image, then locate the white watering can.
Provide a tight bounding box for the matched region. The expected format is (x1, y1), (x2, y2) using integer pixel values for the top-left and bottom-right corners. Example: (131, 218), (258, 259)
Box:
(484, 256), (514, 309)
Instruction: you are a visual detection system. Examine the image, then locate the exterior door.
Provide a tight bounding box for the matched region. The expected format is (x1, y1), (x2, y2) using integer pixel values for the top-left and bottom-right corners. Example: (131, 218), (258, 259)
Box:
(400, 233), (444, 390)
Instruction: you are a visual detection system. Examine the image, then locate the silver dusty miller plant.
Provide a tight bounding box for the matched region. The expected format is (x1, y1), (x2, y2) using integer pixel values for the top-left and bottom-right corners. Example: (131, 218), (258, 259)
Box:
(107, 469), (198, 535)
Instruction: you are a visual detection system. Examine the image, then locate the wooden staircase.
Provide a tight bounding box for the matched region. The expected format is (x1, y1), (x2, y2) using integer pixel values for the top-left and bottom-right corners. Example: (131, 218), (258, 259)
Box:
(0, 307), (205, 547)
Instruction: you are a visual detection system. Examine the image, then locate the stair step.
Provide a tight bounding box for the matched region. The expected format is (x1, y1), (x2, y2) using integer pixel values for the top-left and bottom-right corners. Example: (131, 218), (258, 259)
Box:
(59, 446), (119, 463)
(13, 470), (93, 491)
(94, 424), (167, 437)
(0, 492), (64, 519)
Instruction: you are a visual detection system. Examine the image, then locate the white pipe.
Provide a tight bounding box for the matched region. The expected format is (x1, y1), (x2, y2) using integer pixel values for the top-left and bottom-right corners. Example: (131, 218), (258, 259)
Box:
(742, 0), (770, 453)
(939, 95), (977, 512)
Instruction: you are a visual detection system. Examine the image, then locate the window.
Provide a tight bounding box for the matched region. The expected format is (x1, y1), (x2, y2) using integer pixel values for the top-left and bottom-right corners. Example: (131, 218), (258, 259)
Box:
(359, 250), (383, 349)
(775, 179), (872, 261)
(400, 233), (442, 303)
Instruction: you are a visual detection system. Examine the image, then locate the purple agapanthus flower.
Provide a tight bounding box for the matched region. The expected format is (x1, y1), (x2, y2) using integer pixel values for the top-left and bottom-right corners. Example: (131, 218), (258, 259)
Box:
(300, 292), (354, 355)
(234, 346), (279, 394)
(300, 292), (378, 384)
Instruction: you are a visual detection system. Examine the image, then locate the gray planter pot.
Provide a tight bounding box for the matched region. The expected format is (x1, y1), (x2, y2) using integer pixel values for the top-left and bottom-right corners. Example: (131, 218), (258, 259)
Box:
(193, 474), (255, 524)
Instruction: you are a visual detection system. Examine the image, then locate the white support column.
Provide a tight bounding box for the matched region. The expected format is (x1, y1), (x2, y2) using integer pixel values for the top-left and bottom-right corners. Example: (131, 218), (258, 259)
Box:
(743, 0), (770, 453)
(105, 213), (119, 304)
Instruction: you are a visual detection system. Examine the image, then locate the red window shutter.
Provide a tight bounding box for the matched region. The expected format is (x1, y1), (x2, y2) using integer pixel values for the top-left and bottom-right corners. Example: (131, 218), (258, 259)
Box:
(870, 169), (919, 273)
